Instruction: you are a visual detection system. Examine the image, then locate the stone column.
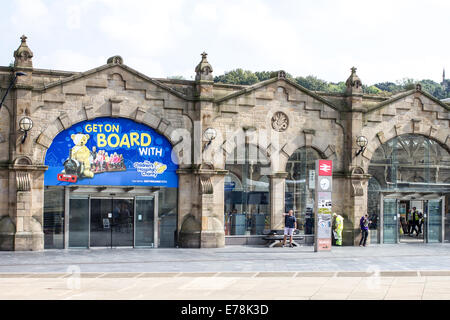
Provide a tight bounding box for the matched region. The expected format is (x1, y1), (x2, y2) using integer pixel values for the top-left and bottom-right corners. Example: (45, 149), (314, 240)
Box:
(177, 168), (227, 248)
(177, 52), (227, 248)
(8, 165), (47, 251)
(269, 172), (288, 230)
(339, 67), (371, 246)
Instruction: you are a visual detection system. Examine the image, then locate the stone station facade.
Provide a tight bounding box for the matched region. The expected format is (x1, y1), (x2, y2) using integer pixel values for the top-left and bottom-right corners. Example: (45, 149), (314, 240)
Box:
(0, 36), (449, 251)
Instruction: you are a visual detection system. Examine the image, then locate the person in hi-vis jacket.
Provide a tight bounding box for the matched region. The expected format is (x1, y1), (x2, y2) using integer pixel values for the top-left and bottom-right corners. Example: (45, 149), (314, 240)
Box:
(332, 213), (344, 246)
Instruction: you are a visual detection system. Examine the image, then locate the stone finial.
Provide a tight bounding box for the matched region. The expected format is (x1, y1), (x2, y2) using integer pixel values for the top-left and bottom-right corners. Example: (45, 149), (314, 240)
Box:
(345, 66), (362, 95)
(195, 51), (213, 81)
(107, 55), (123, 65)
(14, 34), (33, 68)
(415, 83), (422, 91)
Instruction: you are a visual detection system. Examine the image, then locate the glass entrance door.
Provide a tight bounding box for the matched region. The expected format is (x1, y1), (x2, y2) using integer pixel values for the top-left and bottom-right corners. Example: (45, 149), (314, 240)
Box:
(383, 198), (398, 243)
(427, 199), (443, 243)
(135, 196), (156, 247)
(90, 198), (134, 247)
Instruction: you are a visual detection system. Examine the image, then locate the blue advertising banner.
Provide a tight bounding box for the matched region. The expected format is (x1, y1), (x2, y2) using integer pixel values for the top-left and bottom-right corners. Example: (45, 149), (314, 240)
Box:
(44, 117), (178, 187)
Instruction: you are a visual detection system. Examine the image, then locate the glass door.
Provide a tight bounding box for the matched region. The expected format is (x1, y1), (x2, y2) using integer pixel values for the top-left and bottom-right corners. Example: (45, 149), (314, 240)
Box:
(69, 195), (90, 248)
(90, 198), (134, 247)
(383, 198), (398, 244)
(135, 195), (156, 247)
(427, 199), (443, 243)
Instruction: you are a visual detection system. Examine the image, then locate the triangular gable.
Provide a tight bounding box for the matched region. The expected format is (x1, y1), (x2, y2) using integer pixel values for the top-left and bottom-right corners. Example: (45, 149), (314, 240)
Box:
(366, 87), (450, 114)
(34, 62), (191, 101)
(215, 76), (339, 111)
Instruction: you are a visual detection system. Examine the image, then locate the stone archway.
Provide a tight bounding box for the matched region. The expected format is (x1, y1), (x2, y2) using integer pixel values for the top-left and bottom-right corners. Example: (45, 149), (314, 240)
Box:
(35, 107), (183, 165)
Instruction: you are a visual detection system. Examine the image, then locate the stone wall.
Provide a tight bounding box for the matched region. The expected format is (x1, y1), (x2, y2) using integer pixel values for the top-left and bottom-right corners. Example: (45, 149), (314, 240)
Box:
(0, 44), (448, 250)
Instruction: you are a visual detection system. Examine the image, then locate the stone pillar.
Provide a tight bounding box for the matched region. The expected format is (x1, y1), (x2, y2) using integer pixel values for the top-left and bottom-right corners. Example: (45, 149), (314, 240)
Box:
(269, 172), (288, 230)
(339, 67), (371, 246)
(178, 168), (227, 248)
(7, 165), (47, 251)
(177, 169), (201, 247)
(0, 35), (46, 251)
(177, 52), (226, 248)
(199, 170), (227, 248)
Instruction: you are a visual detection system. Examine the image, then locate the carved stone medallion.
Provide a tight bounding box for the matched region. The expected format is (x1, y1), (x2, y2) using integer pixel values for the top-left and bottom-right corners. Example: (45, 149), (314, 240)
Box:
(271, 111), (289, 132)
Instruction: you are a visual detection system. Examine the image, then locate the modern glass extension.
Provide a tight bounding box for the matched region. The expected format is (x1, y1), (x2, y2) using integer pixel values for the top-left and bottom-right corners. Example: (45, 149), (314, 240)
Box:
(43, 186), (177, 249)
(368, 134), (450, 243)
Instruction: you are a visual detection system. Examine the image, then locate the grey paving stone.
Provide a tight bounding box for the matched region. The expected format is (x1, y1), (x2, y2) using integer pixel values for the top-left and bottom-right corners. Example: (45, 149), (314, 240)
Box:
(138, 272), (181, 278)
(255, 272), (296, 277)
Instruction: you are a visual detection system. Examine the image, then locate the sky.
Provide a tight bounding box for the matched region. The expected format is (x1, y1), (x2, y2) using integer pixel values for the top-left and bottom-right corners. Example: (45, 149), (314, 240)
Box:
(2, 0), (449, 85)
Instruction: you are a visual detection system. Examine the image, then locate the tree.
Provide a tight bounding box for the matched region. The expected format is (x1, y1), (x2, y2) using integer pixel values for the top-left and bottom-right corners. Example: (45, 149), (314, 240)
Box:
(294, 75), (328, 91)
(419, 79), (446, 99)
(363, 85), (383, 95)
(374, 82), (399, 92)
(214, 69), (259, 85)
(327, 82), (346, 93)
(212, 70), (449, 99)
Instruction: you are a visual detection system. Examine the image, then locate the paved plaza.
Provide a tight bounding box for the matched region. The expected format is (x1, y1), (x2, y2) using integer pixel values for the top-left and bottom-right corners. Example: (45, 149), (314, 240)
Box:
(0, 244), (449, 300)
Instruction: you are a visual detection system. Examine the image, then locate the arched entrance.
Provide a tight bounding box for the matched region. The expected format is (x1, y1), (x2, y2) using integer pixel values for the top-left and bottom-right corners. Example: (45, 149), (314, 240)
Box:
(368, 134), (450, 244)
(43, 117), (179, 249)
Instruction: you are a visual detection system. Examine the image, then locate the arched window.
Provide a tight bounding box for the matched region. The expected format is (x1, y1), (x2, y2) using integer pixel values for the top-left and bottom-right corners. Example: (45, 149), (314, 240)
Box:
(369, 134), (450, 190)
(285, 147), (320, 235)
(224, 144), (270, 236)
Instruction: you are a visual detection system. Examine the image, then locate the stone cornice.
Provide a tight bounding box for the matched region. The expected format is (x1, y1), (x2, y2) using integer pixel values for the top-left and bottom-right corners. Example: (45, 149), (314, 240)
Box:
(0, 163), (48, 171)
(176, 168), (228, 175)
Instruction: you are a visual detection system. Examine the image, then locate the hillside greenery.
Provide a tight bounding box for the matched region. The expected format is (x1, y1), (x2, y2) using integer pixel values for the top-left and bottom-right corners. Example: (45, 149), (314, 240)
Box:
(211, 69), (450, 100)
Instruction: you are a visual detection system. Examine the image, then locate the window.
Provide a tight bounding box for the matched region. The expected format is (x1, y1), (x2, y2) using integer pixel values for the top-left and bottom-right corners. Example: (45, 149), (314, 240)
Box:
(285, 147), (320, 235)
(224, 144), (270, 235)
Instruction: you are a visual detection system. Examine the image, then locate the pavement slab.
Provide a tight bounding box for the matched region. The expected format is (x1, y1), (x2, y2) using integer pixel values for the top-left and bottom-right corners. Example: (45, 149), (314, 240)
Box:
(0, 244), (449, 300)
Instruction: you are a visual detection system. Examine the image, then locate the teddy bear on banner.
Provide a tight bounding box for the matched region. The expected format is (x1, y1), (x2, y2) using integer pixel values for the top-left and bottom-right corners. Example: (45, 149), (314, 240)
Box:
(62, 133), (95, 179)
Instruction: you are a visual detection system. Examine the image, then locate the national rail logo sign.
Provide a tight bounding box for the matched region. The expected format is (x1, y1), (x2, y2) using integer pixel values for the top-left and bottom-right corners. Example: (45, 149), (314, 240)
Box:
(318, 160), (333, 176)
(44, 117), (178, 187)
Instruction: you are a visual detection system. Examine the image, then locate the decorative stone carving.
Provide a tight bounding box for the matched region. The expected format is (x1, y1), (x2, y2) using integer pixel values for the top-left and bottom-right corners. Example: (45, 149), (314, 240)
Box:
(351, 179), (364, 197)
(345, 66), (362, 95)
(14, 35), (33, 68)
(199, 176), (213, 194)
(271, 111), (289, 132)
(351, 167), (365, 175)
(16, 172), (31, 191)
(107, 55), (123, 64)
(195, 52), (213, 81)
(277, 70), (286, 79)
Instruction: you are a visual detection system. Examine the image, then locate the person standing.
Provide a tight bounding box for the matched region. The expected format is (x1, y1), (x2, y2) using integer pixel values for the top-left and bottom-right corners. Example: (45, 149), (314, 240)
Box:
(282, 210), (297, 247)
(332, 213), (344, 246)
(417, 211), (424, 235)
(359, 214), (370, 247)
(408, 207), (419, 236)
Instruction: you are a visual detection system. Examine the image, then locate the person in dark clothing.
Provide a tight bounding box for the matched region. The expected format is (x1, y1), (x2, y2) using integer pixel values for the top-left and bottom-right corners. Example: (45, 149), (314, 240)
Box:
(417, 211), (424, 235)
(408, 207), (419, 236)
(282, 210), (297, 247)
(359, 214), (370, 247)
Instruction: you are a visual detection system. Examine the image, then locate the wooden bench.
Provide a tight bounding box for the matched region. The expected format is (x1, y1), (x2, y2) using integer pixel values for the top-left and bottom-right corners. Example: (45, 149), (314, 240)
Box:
(262, 230), (305, 247)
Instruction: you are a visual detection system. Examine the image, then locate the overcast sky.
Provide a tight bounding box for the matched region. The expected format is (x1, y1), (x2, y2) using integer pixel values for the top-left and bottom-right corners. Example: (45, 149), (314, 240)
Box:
(2, 0), (449, 84)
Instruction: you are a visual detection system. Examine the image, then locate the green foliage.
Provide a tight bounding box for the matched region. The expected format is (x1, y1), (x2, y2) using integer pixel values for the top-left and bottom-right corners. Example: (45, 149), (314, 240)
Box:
(418, 79), (447, 99)
(374, 82), (398, 92)
(294, 75), (328, 91)
(363, 85), (382, 94)
(327, 82), (346, 93)
(212, 69), (450, 99)
(214, 68), (259, 85)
